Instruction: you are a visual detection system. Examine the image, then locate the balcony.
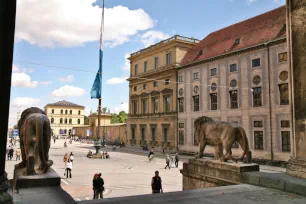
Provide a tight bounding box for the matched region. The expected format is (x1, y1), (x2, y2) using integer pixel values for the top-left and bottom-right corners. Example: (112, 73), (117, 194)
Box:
(128, 111), (177, 118)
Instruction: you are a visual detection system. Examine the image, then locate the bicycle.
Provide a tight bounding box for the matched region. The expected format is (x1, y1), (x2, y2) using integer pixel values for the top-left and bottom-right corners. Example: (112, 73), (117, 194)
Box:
(148, 155), (156, 163)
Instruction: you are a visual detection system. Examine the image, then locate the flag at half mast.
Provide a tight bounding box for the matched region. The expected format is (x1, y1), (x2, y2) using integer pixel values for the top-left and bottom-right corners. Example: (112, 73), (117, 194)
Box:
(90, 0), (104, 99)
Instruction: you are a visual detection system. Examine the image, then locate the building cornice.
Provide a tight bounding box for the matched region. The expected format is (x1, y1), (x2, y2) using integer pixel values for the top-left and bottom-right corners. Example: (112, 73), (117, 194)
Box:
(178, 37), (286, 70)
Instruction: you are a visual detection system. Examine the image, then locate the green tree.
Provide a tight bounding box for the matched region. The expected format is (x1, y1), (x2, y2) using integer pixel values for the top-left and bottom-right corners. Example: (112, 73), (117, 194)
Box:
(111, 113), (120, 124)
(84, 116), (89, 125)
(118, 111), (128, 123)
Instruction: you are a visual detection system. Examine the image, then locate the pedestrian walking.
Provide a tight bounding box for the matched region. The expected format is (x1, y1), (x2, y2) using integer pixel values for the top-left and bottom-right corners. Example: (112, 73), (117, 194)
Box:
(93, 173), (104, 199)
(175, 153), (179, 168)
(63, 153), (69, 163)
(65, 159), (72, 179)
(69, 152), (74, 164)
(16, 149), (21, 161)
(151, 171), (163, 194)
(9, 148), (14, 160)
(165, 155), (170, 169)
(53, 137), (56, 144)
(92, 173), (99, 199)
(6, 147), (9, 160)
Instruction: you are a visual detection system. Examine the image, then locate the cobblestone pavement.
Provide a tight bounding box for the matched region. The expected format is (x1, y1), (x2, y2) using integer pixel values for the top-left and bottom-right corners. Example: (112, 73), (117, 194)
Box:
(5, 139), (287, 202)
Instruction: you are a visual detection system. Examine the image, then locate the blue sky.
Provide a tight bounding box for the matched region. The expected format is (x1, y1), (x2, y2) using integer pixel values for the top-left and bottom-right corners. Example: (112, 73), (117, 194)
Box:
(9, 0), (285, 126)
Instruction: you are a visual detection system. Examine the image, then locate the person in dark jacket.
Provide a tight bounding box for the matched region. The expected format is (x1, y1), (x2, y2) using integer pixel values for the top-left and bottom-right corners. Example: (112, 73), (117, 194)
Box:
(151, 171), (163, 194)
(93, 173), (104, 199)
(92, 173), (99, 199)
(175, 153), (179, 168)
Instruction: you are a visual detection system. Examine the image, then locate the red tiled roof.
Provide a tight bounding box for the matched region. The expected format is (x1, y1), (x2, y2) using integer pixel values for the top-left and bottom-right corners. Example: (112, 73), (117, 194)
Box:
(182, 6), (286, 65)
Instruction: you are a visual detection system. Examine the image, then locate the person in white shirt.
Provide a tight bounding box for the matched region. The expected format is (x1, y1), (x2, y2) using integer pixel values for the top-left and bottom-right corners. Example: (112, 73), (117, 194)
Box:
(69, 152), (74, 164)
(66, 159), (72, 179)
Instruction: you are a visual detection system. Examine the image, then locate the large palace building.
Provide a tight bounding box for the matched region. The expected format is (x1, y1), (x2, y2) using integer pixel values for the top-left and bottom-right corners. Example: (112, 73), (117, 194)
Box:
(177, 6), (292, 161)
(44, 100), (85, 137)
(127, 35), (199, 150)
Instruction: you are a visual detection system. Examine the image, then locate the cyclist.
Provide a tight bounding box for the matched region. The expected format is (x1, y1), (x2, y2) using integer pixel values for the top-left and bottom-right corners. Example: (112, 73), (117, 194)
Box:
(148, 150), (154, 162)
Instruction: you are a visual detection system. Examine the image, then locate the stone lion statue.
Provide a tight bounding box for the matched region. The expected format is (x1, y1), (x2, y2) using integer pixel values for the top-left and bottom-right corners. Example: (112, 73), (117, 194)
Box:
(194, 116), (250, 162)
(16, 107), (53, 175)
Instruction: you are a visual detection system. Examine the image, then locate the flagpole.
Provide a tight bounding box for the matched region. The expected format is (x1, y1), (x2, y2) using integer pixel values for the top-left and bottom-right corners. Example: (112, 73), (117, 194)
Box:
(98, 98), (101, 140)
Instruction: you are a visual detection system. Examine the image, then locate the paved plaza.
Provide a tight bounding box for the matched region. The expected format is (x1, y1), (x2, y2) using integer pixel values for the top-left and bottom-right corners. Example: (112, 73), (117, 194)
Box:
(6, 139), (183, 201)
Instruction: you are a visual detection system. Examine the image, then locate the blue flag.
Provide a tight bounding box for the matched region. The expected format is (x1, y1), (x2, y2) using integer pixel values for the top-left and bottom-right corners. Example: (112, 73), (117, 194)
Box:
(91, 0), (104, 99)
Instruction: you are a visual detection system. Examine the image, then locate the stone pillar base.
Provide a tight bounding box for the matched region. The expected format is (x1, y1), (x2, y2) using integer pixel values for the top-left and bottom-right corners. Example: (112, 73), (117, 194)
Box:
(180, 158), (259, 190)
(0, 172), (12, 204)
(287, 157), (306, 179)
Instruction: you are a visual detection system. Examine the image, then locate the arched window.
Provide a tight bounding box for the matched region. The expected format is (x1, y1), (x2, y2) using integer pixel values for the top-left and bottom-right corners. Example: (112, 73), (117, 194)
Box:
(52, 109), (54, 114)
(78, 110), (81, 115)
(69, 119), (72, 124)
(65, 110), (68, 114)
(60, 118), (63, 124)
(70, 110), (72, 115)
(78, 119), (80, 124)
(51, 118), (54, 124)
(61, 109), (63, 114)
(65, 118), (67, 124)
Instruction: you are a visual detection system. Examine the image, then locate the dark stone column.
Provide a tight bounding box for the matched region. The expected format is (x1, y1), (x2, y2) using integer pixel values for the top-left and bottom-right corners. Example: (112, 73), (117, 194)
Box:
(286, 0), (306, 178)
(0, 0), (16, 203)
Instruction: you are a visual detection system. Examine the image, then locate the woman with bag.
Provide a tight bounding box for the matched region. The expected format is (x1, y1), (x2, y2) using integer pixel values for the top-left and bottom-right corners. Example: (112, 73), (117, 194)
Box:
(65, 159), (72, 179)
(93, 173), (104, 199)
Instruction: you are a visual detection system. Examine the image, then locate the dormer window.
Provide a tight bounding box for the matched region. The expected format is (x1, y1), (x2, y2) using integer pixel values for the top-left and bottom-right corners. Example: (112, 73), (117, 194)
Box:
(198, 50), (203, 55)
(234, 38), (240, 45)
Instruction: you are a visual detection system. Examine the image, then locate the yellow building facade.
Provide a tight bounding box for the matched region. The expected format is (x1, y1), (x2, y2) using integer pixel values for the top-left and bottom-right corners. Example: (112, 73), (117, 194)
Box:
(44, 100), (85, 137)
(127, 35), (199, 150)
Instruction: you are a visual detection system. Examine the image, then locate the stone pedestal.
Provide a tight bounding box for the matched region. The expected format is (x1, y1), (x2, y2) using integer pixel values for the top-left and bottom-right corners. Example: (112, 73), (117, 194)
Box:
(180, 158), (259, 190)
(286, 0), (306, 179)
(14, 167), (60, 191)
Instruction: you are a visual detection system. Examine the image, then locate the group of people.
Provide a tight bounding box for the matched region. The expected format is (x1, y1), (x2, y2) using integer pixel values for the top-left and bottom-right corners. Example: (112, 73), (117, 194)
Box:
(87, 150), (110, 159)
(92, 173), (104, 199)
(165, 153), (179, 169)
(6, 142), (21, 161)
(63, 152), (74, 179)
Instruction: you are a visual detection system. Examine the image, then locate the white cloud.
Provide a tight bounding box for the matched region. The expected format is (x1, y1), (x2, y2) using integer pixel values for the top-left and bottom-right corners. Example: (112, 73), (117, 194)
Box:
(9, 97), (41, 126)
(40, 81), (52, 85)
(58, 75), (74, 82)
(51, 85), (85, 98)
(247, 0), (257, 4)
(12, 72), (39, 88)
(111, 102), (128, 114)
(106, 77), (128, 85)
(122, 53), (131, 71)
(16, 0), (155, 48)
(140, 30), (170, 47)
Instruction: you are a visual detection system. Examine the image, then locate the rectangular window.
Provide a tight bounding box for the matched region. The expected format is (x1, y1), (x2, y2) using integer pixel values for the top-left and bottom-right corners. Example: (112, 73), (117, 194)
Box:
(132, 128), (135, 139)
(193, 95), (199, 112)
(164, 96), (171, 113)
(178, 98), (184, 113)
(153, 81), (158, 87)
(281, 131), (291, 152)
(230, 64), (237, 72)
(254, 121), (263, 128)
(133, 101), (137, 115)
(141, 128), (145, 141)
(152, 97), (159, 113)
(278, 52), (288, 62)
(179, 130), (184, 145)
(143, 84), (147, 90)
(134, 86), (137, 92)
(252, 58), (261, 67)
(229, 90), (238, 109)
(211, 68), (217, 76)
(281, 120), (290, 128)
(193, 72), (199, 80)
(179, 123), (184, 128)
(253, 87), (262, 107)
(210, 93), (218, 110)
(144, 61), (148, 72)
(164, 128), (168, 142)
(165, 79), (170, 85)
(142, 99), (147, 114)
(254, 131), (264, 150)
(135, 64), (138, 75)
(151, 128), (156, 141)
(154, 57), (159, 69)
(279, 83), (289, 105)
(178, 76), (184, 82)
(166, 52), (171, 65)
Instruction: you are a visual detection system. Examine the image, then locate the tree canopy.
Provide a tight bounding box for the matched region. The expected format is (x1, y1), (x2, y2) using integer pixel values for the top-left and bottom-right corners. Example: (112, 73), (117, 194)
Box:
(111, 111), (128, 124)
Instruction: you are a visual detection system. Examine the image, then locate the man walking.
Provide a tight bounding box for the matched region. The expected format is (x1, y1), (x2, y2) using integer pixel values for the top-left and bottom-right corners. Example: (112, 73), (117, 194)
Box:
(175, 153), (179, 168)
(65, 159), (72, 179)
(94, 173), (104, 199)
(16, 149), (21, 161)
(9, 148), (14, 160)
(151, 171), (163, 194)
(165, 155), (170, 169)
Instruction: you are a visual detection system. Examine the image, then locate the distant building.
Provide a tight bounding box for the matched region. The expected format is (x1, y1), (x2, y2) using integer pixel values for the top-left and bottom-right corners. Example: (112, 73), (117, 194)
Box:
(44, 100), (85, 137)
(127, 35), (199, 149)
(177, 6), (291, 161)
